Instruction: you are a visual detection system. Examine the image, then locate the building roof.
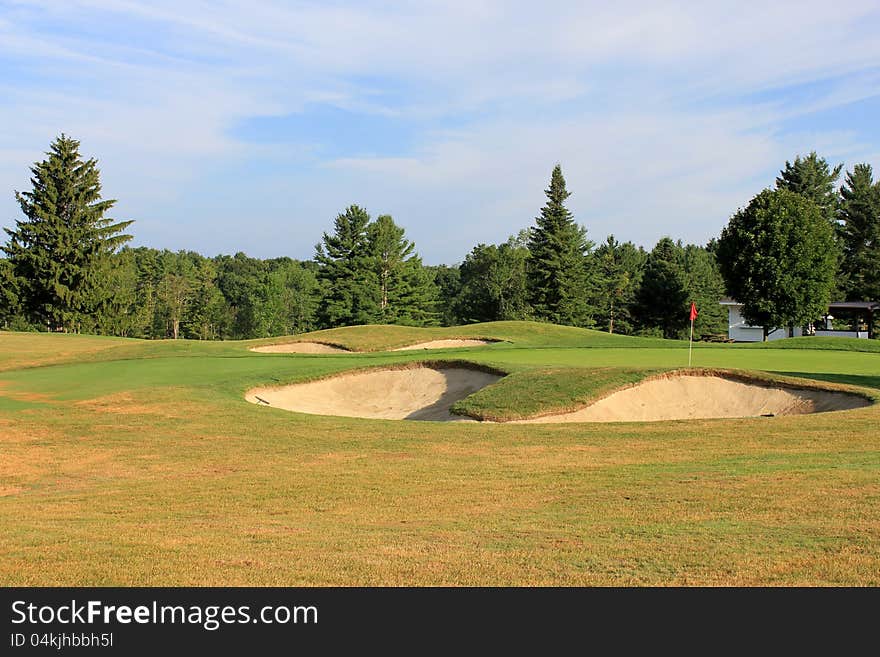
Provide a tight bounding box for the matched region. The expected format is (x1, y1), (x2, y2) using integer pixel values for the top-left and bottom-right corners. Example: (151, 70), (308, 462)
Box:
(828, 301), (880, 311)
(720, 299), (878, 311)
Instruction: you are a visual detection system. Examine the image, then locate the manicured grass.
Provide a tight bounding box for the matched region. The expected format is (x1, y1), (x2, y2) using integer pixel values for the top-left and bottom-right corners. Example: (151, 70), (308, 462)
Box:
(452, 367), (660, 421)
(1, 321), (879, 585)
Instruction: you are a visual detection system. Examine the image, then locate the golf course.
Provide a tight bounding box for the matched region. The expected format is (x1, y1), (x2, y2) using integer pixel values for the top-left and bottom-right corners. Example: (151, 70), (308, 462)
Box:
(1, 321), (879, 586)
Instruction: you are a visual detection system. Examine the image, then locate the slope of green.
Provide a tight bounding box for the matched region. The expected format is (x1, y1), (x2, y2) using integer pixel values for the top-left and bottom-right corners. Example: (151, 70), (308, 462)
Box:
(247, 320), (686, 351)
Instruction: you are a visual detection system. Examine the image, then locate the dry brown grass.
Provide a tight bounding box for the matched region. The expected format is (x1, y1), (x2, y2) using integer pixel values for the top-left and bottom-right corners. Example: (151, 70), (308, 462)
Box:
(1, 382), (878, 586)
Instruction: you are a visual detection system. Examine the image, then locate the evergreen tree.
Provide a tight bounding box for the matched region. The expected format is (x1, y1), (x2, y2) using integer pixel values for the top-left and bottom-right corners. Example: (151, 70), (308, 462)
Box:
(215, 252), (268, 338)
(635, 238), (689, 339)
(776, 151), (843, 230)
(315, 205), (379, 327)
(129, 247), (163, 339)
(527, 165), (594, 326)
(3, 134), (133, 331)
(839, 163), (880, 302)
(681, 244), (727, 340)
(716, 188), (837, 340)
(591, 236), (646, 334)
(156, 252), (195, 340)
(427, 264), (461, 326)
(367, 215), (438, 325)
(0, 258), (21, 329)
(92, 248), (139, 337)
(183, 256), (227, 340)
(259, 258), (320, 337)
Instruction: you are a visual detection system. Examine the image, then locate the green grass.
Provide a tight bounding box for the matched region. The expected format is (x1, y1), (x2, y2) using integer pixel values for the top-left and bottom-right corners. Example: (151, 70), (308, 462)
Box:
(452, 367), (661, 421)
(1, 321), (879, 586)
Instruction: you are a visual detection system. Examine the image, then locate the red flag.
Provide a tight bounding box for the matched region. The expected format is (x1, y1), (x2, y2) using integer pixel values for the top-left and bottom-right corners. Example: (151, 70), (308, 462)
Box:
(689, 302), (698, 322)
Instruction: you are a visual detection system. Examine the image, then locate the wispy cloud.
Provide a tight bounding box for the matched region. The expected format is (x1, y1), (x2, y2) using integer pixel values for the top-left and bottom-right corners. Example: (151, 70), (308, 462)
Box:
(1, 1), (879, 262)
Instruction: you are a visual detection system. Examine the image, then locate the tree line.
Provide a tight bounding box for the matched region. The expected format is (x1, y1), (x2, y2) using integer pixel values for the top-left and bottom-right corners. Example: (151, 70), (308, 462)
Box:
(2, 135), (878, 340)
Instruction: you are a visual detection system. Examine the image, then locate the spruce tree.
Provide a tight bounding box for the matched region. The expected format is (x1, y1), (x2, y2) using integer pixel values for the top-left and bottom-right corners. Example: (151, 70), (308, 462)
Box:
(0, 257), (20, 328)
(3, 134), (133, 331)
(527, 165), (594, 326)
(681, 244), (727, 340)
(367, 215), (437, 326)
(315, 205), (379, 327)
(635, 237), (689, 339)
(776, 151), (843, 229)
(591, 236), (646, 334)
(839, 163), (880, 301)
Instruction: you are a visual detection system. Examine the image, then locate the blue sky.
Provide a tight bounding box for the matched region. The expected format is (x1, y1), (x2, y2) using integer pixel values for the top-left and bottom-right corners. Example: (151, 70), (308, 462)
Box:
(1, 1), (879, 264)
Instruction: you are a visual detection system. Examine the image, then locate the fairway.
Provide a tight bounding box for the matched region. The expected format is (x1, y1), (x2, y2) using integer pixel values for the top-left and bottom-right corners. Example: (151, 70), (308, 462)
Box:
(1, 321), (879, 585)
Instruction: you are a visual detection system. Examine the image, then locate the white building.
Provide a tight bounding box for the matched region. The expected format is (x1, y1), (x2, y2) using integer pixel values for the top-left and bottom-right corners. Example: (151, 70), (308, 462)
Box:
(719, 299), (876, 342)
(719, 300), (802, 342)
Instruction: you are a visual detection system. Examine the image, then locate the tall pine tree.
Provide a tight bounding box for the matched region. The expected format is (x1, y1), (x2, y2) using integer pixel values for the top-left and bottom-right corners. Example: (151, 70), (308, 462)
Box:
(3, 134), (133, 331)
(838, 163), (880, 302)
(315, 205), (379, 327)
(527, 165), (594, 326)
(635, 237), (689, 339)
(681, 244), (727, 340)
(591, 236), (646, 334)
(776, 151), (843, 230)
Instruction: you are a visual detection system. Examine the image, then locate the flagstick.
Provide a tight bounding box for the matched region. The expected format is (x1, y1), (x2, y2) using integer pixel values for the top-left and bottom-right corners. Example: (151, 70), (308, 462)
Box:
(688, 316), (694, 367)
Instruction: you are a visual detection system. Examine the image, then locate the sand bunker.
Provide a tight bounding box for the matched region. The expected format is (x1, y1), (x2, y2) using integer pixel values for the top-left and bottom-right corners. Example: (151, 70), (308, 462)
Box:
(393, 339), (498, 351)
(246, 367), (501, 421)
(514, 374), (870, 423)
(250, 342), (349, 354)
(251, 338), (498, 354)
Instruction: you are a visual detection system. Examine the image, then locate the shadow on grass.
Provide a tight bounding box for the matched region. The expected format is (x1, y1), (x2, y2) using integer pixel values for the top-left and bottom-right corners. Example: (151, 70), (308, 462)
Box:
(773, 371), (880, 391)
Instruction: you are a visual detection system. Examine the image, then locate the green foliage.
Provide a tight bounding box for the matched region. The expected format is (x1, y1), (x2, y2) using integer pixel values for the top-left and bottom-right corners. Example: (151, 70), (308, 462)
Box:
(315, 205), (380, 327)
(635, 238), (689, 339)
(0, 257), (21, 328)
(590, 236), (646, 335)
(367, 215), (438, 326)
(527, 165), (595, 327)
(838, 163), (880, 303)
(3, 134), (133, 331)
(455, 232), (531, 323)
(682, 245), (728, 340)
(776, 151), (843, 229)
(717, 188), (837, 339)
(451, 367), (656, 421)
(258, 258), (320, 337)
(427, 265), (461, 326)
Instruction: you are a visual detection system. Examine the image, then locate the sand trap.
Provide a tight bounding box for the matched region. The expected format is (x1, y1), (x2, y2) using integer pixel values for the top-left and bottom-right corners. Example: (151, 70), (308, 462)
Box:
(393, 339), (498, 351)
(514, 374), (871, 423)
(250, 342), (349, 354)
(246, 367), (501, 421)
(251, 338), (498, 353)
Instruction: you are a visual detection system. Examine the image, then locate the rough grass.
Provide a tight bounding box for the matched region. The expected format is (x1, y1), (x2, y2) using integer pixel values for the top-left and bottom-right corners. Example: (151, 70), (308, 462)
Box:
(1, 322), (880, 586)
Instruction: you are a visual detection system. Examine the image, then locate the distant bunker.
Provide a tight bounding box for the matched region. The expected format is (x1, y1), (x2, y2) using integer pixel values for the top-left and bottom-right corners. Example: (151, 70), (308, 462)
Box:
(249, 339), (500, 354)
(246, 369), (870, 423)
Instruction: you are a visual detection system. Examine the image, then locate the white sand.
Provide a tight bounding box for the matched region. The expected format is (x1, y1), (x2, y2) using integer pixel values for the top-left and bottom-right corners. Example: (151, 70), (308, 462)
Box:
(251, 338), (497, 353)
(250, 342), (349, 354)
(513, 375), (870, 423)
(392, 339), (497, 351)
(246, 367), (501, 421)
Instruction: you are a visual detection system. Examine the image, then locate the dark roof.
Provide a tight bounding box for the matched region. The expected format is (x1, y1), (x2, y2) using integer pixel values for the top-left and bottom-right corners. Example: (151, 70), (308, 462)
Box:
(828, 301), (880, 311)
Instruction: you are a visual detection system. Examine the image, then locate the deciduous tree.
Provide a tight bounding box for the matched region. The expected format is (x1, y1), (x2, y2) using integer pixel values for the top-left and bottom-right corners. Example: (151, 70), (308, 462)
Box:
(716, 188), (837, 340)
